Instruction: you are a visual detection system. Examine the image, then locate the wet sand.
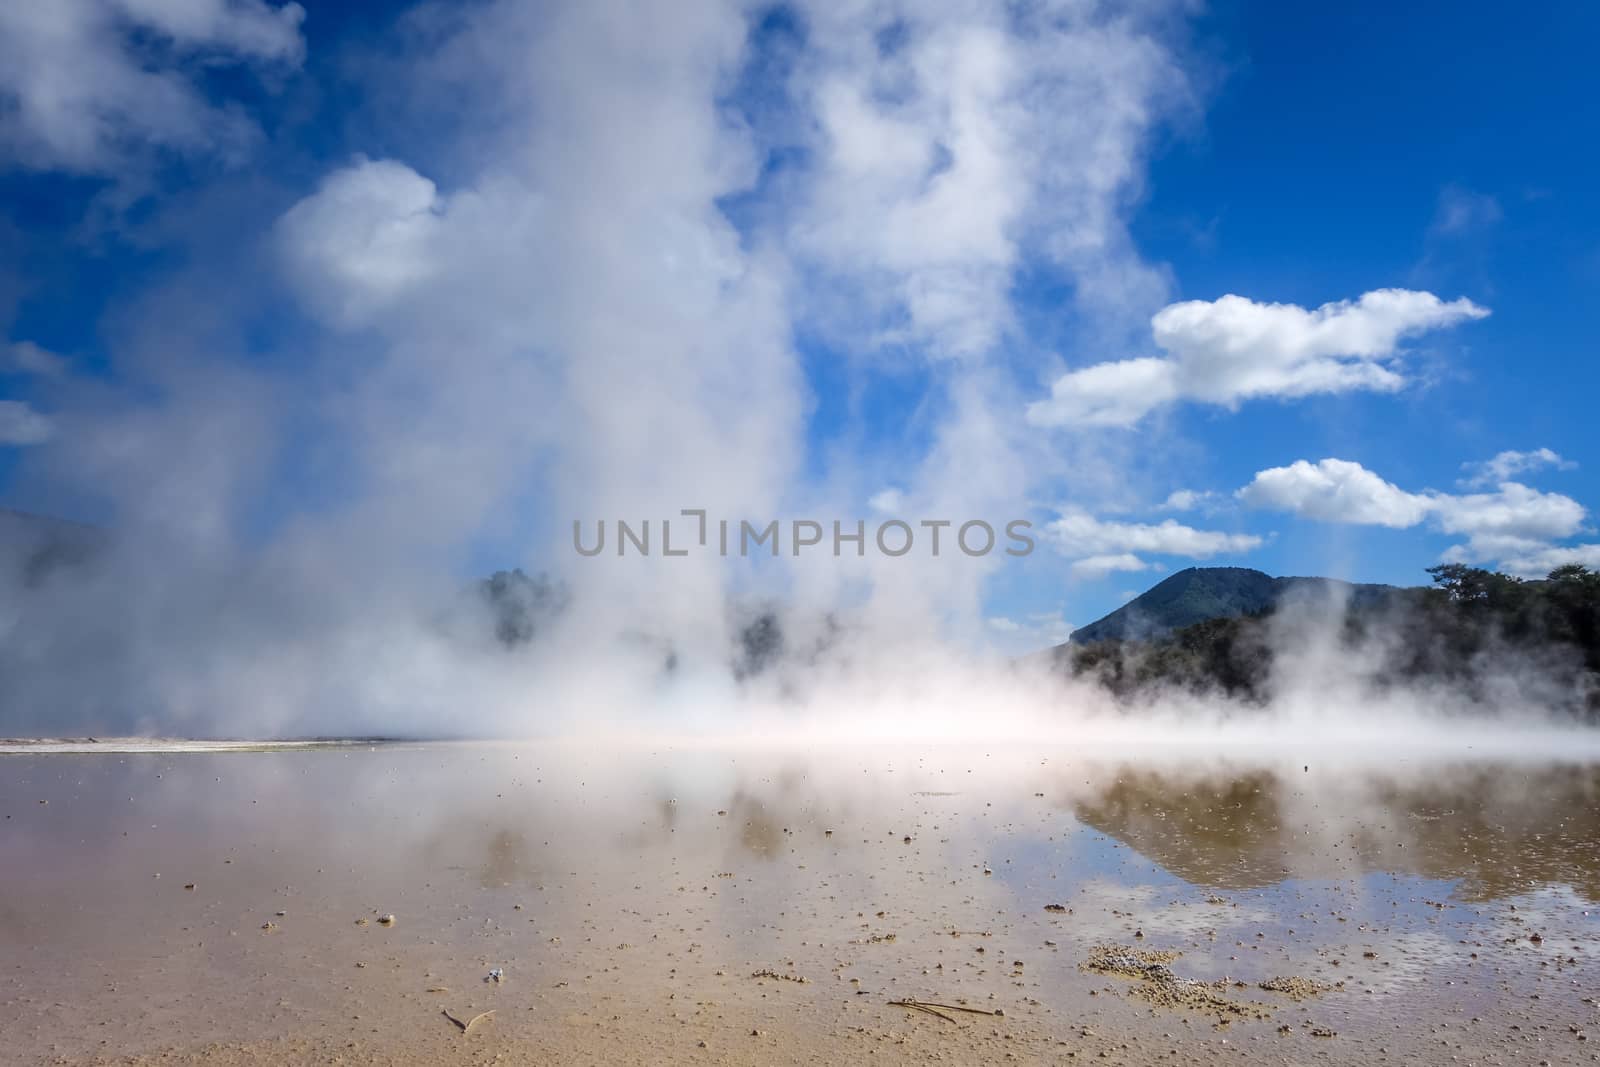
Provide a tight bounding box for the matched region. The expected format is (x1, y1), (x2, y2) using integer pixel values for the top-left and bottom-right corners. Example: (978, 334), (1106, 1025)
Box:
(3, 742), (1598, 1064)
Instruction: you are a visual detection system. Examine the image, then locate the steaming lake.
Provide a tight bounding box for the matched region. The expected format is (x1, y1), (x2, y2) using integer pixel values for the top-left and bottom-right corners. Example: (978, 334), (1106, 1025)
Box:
(4, 742), (1598, 1065)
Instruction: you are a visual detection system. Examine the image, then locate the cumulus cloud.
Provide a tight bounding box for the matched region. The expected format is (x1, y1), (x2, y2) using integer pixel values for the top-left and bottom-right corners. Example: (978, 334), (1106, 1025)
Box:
(1236, 458), (1433, 528)
(0, 0), (305, 174)
(1238, 457), (1590, 574)
(0, 400), (54, 445)
(1430, 484), (1586, 547)
(1498, 543), (1600, 579)
(1028, 356), (1176, 427)
(1028, 289), (1489, 427)
(276, 159), (446, 328)
(1459, 447), (1575, 489)
(1046, 509), (1262, 574)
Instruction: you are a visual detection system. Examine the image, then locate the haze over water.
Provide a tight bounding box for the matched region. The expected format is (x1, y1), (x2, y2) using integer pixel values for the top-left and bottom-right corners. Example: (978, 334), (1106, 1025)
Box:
(5, 741), (1598, 1064)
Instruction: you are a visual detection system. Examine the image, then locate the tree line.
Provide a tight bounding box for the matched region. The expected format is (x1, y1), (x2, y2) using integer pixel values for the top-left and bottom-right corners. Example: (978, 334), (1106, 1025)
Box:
(1062, 563), (1600, 717)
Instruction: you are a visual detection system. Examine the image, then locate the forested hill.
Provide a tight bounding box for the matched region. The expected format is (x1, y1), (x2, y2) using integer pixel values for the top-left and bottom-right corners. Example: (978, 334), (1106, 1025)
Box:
(1068, 566), (1402, 644)
(1058, 563), (1600, 717)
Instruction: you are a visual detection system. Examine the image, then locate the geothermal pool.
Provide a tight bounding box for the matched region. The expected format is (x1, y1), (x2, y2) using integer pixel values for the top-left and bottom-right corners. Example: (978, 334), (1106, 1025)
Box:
(3, 742), (1598, 1064)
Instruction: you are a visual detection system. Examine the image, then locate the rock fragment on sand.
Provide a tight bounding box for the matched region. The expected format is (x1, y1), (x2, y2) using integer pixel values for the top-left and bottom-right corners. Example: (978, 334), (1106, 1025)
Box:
(1258, 976), (1341, 1001)
(1081, 944), (1272, 1020)
(751, 968), (808, 983)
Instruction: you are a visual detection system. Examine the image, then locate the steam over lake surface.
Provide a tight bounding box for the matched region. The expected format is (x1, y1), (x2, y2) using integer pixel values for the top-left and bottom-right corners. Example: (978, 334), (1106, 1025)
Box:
(4, 742), (1599, 1064)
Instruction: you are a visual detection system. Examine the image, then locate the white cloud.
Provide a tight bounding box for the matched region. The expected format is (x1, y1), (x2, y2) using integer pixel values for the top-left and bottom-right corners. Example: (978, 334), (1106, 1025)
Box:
(276, 158), (445, 327)
(1069, 552), (1152, 578)
(0, 400), (54, 445)
(1042, 505), (1257, 589)
(1027, 289), (1489, 427)
(1236, 458), (1432, 527)
(0, 0), (305, 174)
(1430, 482), (1585, 545)
(3, 341), (68, 377)
(1027, 356), (1176, 427)
(1046, 509), (1262, 561)
(1161, 488), (1215, 512)
(1498, 543), (1600, 579)
(1458, 447), (1575, 489)
(1238, 457), (1590, 573)
(1150, 289), (1472, 399)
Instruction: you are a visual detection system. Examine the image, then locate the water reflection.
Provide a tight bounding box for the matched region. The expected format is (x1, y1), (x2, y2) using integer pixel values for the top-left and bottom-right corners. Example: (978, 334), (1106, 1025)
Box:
(4, 744), (1599, 1064)
(1070, 761), (1600, 899)
(4, 747), (1599, 906)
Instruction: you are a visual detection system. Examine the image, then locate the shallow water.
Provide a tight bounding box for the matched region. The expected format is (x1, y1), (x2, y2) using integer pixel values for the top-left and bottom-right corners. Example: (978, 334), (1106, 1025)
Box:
(3, 743), (1598, 1064)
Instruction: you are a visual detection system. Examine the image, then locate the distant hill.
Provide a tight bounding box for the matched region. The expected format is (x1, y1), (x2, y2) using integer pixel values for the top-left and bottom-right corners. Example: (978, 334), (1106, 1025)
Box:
(1067, 566), (1402, 644)
(1056, 563), (1600, 718)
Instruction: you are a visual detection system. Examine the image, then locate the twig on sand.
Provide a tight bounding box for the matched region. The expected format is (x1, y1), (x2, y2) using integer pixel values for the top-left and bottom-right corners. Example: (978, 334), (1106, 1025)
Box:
(891, 997), (1004, 1019)
(889, 1000), (957, 1024)
(442, 1008), (496, 1034)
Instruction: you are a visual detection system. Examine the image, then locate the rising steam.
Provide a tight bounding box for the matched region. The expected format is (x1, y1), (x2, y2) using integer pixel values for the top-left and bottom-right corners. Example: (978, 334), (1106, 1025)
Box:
(0, 1), (1592, 749)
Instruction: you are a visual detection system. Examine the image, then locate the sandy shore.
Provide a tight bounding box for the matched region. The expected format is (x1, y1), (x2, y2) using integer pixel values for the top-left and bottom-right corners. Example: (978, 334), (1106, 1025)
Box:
(4, 744), (1598, 1064)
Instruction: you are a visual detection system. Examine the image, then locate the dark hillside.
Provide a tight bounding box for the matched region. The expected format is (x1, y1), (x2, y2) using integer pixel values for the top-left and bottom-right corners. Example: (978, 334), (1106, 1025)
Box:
(1069, 566), (1399, 644)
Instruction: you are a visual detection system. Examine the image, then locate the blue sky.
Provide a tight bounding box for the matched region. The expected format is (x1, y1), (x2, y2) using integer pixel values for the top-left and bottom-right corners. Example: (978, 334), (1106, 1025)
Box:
(2, 0), (1598, 651)
(1122, 2), (1600, 573)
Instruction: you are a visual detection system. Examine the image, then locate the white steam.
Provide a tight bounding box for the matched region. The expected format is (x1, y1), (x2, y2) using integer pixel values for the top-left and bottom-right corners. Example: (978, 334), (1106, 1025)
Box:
(0, 0), (1584, 746)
